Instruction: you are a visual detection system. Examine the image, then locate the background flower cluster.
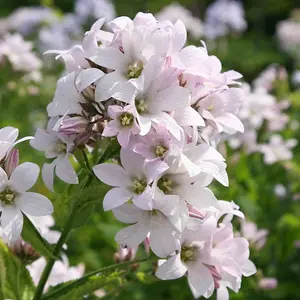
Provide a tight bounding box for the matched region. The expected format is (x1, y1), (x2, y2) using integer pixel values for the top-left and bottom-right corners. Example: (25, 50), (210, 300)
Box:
(0, 0), (300, 299)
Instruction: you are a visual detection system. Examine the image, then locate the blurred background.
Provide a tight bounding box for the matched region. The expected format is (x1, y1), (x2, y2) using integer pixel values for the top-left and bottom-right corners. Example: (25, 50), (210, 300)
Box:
(1, 0), (300, 299)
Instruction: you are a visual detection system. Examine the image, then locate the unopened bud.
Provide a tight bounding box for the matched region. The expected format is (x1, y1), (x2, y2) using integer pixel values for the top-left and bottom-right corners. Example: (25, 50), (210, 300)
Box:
(259, 278), (278, 290)
(4, 149), (19, 177)
(206, 265), (222, 289)
(60, 116), (88, 135)
(10, 238), (40, 264)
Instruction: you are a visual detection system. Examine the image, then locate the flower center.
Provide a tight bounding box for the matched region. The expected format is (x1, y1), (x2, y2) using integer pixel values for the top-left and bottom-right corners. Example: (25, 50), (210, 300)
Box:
(119, 112), (134, 127)
(180, 244), (197, 262)
(155, 145), (168, 157)
(0, 188), (16, 205)
(157, 176), (173, 194)
(132, 179), (147, 194)
(127, 61), (143, 79)
(56, 141), (67, 153)
(135, 99), (148, 114)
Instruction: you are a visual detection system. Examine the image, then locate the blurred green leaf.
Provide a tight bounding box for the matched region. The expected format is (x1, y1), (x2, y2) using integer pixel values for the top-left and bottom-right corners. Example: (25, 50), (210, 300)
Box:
(0, 239), (35, 300)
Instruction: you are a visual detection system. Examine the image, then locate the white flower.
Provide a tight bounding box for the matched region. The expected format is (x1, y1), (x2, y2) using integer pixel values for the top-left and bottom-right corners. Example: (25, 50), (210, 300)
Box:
(0, 163), (53, 243)
(240, 220), (268, 250)
(102, 105), (140, 148)
(156, 218), (256, 298)
(30, 118), (78, 191)
(113, 200), (180, 258)
(27, 256), (84, 291)
(259, 134), (297, 165)
(75, 0), (116, 24)
(204, 0), (247, 39)
(0, 33), (42, 73)
(0, 126), (32, 161)
(93, 148), (169, 211)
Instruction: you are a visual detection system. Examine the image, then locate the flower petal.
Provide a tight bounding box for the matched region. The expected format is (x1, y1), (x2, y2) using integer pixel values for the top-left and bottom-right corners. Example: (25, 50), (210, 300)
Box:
(156, 254), (187, 280)
(0, 167), (8, 192)
(93, 163), (130, 188)
(18, 192), (53, 216)
(112, 203), (143, 224)
(103, 187), (133, 211)
(115, 219), (149, 248)
(42, 161), (56, 192)
(9, 162), (39, 192)
(55, 156), (78, 185)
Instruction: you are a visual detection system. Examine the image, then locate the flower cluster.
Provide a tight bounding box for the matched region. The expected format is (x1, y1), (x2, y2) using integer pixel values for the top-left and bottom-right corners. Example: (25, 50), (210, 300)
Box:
(228, 66), (297, 164)
(203, 0), (247, 40)
(30, 12), (256, 298)
(0, 127), (53, 244)
(0, 33), (42, 82)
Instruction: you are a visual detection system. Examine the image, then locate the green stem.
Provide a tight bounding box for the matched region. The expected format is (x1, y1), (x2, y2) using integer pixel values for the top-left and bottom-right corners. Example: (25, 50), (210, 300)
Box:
(33, 142), (120, 299)
(82, 149), (92, 172)
(42, 257), (152, 300)
(33, 207), (78, 300)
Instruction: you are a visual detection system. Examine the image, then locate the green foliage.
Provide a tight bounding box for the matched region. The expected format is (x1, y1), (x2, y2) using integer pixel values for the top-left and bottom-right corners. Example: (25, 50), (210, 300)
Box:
(0, 240), (35, 300)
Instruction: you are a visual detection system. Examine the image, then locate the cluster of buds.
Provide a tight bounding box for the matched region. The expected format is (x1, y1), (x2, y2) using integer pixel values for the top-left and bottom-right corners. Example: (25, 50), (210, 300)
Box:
(31, 12), (256, 299)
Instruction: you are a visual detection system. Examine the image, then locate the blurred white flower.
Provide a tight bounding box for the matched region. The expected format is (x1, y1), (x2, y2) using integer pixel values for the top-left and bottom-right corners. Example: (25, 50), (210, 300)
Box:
(274, 184), (287, 198)
(259, 278), (278, 290)
(204, 0), (247, 39)
(27, 256), (85, 291)
(277, 19), (300, 58)
(260, 135), (297, 165)
(75, 0), (116, 24)
(155, 3), (202, 39)
(0, 33), (42, 76)
(240, 220), (268, 250)
(292, 70), (300, 87)
(7, 6), (57, 36)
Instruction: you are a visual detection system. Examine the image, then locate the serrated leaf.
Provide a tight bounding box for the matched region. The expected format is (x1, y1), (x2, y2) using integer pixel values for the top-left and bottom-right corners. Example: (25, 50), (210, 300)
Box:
(43, 269), (126, 300)
(21, 214), (56, 259)
(0, 240), (35, 300)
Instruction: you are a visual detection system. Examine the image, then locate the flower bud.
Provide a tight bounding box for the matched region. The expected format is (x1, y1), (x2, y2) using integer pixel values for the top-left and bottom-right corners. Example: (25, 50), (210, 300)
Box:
(60, 116), (88, 135)
(4, 149), (19, 177)
(114, 246), (137, 263)
(10, 238), (40, 264)
(259, 278), (278, 290)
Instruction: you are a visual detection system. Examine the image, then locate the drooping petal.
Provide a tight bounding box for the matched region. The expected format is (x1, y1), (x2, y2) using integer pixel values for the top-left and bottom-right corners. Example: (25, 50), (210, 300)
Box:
(187, 263), (214, 299)
(112, 203), (144, 224)
(55, 156), (78, 185)
(93, 163), (131, 188)
(156, 254), (187, 280)
(17, 192), (53, 216)
(217, 285), (229, 300)
(149, 217), (177, 257)
(241, 259), (257, 277)
(42, 161), (56, 192)
(115, 219), (149, 248)
(103, 187), (133, 211)
(9, 162), (39, 192)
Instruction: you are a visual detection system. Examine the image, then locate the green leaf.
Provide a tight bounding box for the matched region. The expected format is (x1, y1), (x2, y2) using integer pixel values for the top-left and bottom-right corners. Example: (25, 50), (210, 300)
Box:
(42, 270), (127, 300)
(71, 203), (95, 229)
(69, 183), (111, 230)
(0, 239), (35, 300)
(21, 214), (56, 259)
